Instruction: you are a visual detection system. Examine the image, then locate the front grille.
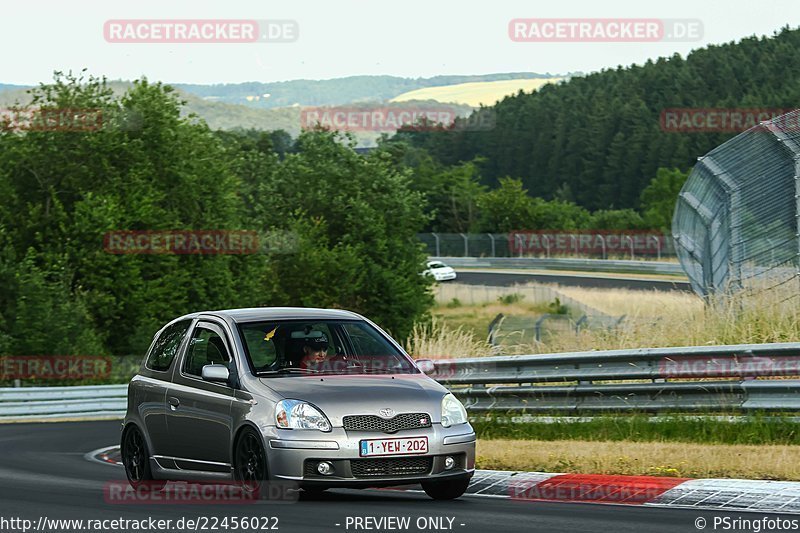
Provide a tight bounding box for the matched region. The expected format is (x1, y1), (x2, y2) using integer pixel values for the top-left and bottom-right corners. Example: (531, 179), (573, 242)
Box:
(351, 457), (432, 478)
(343, 413), (432, 433)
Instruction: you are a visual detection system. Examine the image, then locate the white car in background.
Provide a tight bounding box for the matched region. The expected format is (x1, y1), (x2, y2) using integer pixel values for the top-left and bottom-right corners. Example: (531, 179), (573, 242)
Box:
(424, 261), (457, 282)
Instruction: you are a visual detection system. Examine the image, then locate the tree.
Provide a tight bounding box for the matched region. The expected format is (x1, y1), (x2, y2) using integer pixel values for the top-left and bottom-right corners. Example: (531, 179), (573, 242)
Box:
(237, 131), (434, 339)
(640, 167), (690, 230)
(477, 177), (535, 232)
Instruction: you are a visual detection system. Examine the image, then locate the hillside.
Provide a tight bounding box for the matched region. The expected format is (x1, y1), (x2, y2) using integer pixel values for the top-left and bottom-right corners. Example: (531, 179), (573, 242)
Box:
(171, 73), (556, 108)
(0, 82), (473, 147)
(396, 27), (800, 211)
(391, 78), (562, 107)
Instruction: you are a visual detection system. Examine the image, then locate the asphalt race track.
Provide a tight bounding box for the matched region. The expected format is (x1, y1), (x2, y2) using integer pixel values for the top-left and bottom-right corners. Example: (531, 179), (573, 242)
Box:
(0, 421), (792, 533)
(455, 270), (692, 292)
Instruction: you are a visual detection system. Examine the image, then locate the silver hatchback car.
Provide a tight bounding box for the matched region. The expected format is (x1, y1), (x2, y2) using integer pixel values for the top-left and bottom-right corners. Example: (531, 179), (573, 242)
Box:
(122, 307), (476, 500)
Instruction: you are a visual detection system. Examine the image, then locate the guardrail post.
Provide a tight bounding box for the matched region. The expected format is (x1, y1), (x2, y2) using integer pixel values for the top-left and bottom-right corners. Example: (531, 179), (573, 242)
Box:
(13, 379), (20, 388)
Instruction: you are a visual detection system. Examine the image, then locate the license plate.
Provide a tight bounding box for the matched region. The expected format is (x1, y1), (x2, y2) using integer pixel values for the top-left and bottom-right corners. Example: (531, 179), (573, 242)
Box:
(359, 437), (428, 457)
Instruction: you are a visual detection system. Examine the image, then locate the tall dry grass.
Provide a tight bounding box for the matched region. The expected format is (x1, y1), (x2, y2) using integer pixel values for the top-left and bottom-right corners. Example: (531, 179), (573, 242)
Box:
(477, 439), (800, 480)
(417, 285), (800, 356)
(405, 316), (494, 358)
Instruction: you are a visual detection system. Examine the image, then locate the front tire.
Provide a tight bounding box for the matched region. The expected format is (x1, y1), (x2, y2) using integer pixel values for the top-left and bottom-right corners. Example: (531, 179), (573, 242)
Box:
(233, 428), (268, 494)
(121, 425), (164, 490)
(421, 477), (471, 500)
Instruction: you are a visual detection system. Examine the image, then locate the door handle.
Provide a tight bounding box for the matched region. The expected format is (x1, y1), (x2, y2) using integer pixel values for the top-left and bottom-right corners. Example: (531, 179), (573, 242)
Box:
(168, 397), (180, 410)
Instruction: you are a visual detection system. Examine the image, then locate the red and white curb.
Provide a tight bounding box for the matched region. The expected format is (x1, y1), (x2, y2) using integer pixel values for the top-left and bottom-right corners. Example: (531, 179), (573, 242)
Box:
(472, 471), (800, 514)
(88, 447), (800, 514)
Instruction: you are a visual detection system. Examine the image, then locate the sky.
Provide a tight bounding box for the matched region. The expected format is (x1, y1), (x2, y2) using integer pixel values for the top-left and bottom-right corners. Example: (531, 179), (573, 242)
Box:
(3, 0), (798, 85)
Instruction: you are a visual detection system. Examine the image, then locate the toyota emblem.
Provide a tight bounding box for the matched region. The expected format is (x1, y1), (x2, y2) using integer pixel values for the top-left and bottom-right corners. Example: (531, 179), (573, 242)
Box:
(378, 408), (395, 418)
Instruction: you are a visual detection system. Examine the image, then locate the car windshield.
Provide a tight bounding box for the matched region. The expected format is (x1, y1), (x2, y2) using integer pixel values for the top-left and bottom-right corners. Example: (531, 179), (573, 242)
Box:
(428, 262), (446, 269)
(237, 319), (418, 377)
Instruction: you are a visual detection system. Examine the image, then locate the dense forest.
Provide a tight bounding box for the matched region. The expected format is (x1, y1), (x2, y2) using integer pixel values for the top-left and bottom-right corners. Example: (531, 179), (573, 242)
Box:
(396, 27), (800, 211)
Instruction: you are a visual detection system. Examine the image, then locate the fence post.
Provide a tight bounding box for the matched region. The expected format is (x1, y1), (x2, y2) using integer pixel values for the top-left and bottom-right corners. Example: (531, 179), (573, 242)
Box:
(543, 235), (550, 258)
(624, 235), (634, 260)
(488, 313), (504, 346)
(432, 233), (440, 257)
(459, 233), (469, 257)
(488, 233), (496, 257)
(534, 314), (550, 342)
(598, 235), (607, 260)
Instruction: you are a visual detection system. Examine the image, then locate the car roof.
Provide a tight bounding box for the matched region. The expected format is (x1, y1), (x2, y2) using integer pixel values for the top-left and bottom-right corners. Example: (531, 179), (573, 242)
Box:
(176, 307), (364, 324)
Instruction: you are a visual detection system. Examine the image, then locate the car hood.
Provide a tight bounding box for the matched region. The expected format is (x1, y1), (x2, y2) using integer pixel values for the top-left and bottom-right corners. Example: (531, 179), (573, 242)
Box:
(257, 373), (449, 426)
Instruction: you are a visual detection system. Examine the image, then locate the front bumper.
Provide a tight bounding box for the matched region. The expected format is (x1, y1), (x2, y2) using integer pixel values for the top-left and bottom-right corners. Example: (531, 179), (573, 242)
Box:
(263, 423), (475, 488)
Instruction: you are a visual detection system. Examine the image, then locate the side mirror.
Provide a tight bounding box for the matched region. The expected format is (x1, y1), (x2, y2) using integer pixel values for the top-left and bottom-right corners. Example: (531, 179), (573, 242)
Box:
(202, 364), (230, 384)
(415, 359), (435, 374)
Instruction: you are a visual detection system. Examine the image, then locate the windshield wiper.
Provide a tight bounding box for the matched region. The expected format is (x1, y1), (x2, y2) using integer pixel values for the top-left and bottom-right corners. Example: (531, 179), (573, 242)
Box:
(257, 368), (320, 376)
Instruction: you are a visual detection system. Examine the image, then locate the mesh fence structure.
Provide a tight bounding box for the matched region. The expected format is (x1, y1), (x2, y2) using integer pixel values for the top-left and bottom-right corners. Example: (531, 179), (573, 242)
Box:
(673, 110), (800, 299)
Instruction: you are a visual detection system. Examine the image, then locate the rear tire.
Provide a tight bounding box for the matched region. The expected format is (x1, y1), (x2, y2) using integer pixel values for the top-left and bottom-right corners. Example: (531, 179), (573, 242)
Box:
(421, 477), (470, 500)
(121, 425), (165, 490)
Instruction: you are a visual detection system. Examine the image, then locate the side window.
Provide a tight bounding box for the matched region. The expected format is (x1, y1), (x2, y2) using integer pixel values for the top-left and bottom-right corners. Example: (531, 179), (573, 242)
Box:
(145, 320), (191, 372)
(241, 325), (278, 370)
(183, 326), (231, 377)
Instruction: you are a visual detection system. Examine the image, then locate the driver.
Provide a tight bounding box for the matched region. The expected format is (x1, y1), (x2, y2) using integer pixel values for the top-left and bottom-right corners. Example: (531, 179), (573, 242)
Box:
(299, 334), (329, 370)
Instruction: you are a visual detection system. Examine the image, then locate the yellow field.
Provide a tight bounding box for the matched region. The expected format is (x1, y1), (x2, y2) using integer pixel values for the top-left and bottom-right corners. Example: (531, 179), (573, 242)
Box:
(477, 439), (800, 480)
(390, 78), (562, 107)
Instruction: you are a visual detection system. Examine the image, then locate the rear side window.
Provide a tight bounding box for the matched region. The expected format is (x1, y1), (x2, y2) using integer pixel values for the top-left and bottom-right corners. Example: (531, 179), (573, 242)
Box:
(145, 320), (191, 372)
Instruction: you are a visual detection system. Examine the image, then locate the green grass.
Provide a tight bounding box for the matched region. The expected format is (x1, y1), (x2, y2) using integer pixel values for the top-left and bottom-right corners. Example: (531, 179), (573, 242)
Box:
(471, 414), (800, 445)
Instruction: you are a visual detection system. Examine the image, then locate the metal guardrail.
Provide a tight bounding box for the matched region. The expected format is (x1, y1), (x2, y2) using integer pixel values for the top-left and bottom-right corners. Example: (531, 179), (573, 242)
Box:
(0, 384), (127, 420)
(430, 256), (685, 277)
(2, 343), (800, 419)
(430, 342), (800, 413)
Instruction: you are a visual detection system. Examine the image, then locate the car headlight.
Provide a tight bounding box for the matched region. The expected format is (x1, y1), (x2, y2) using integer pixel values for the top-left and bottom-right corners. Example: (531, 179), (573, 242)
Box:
(275, 399), (331, 431)
(441, 393), (468, 427)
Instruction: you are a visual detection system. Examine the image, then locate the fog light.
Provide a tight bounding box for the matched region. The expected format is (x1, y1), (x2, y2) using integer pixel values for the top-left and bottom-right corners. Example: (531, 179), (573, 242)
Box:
(317, 461), (334, 475)
(444, 456), (455, 470)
